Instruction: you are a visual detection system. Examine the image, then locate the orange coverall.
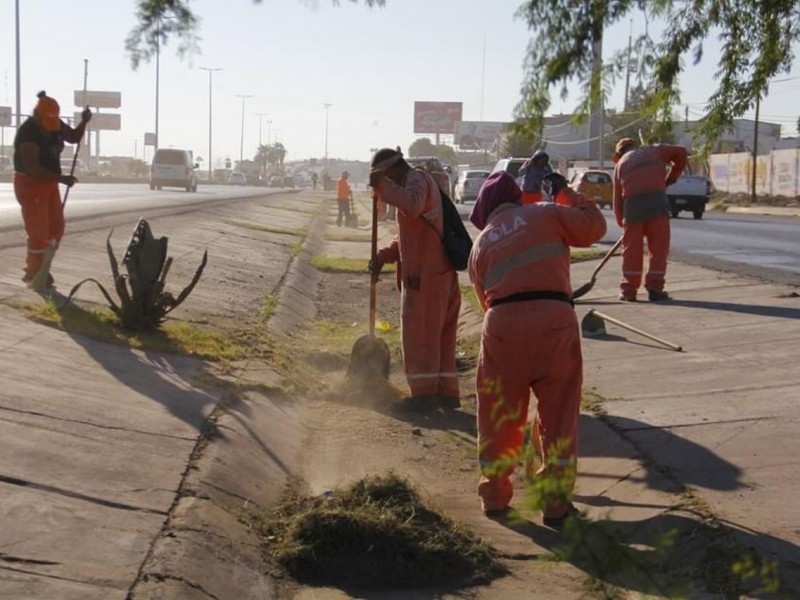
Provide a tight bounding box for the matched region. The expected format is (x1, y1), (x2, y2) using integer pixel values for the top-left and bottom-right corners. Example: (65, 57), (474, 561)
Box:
(613, 145), (688, 297)
(468, 187), (607, 516)
(13, 117), (84, 282)
(336, 176), (352, 227)
(521, 191), (543, 205)
(373, 168), (461, 400)
(14, 175), (64, 281)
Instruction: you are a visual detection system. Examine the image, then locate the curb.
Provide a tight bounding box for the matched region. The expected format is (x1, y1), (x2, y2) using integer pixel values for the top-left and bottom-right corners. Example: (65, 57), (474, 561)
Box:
(128, 197), (328, 599)
(724, 205), (800, 217)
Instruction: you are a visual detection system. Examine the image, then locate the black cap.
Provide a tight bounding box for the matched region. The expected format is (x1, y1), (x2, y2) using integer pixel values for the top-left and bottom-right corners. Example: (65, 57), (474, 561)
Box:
(371, 147), (400, 168)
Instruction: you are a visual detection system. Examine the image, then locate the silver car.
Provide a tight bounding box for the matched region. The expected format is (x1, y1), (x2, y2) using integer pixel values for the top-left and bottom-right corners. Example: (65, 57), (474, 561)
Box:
(454, 169), (490, 203)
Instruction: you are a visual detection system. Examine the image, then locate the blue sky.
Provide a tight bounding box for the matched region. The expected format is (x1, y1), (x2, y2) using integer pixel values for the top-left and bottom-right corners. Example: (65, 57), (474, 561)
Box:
(1, 0), (798, 167)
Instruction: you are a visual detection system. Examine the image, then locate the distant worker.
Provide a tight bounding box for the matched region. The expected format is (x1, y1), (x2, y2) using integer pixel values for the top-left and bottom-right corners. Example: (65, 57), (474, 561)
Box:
(612, 138), (688, 302)
(336, 170), (353, 227)
(468, 171), (606, 525)
(322, 170), (332, 192)
(368, 147), (461, 412)
(13, 91), (91, 290)
(310, 171), (318, 190)
(517, 149), (553, 204)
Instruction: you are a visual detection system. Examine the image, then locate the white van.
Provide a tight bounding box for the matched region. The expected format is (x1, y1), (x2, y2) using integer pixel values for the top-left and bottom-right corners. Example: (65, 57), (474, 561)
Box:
(150, 148), (198, 192)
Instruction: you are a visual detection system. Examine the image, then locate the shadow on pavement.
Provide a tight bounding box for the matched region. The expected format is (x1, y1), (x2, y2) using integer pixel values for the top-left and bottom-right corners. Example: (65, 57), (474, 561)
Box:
(489, 507), (795, 598)
(48, 291), (248, 435)
(581, 415), (744, 493)
(667, 298), (800, 320)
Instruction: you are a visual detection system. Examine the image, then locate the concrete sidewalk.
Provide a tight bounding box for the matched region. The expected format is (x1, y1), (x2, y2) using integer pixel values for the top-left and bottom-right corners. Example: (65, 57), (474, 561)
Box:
(0, 191), (798, 597)
(344, 193), (800, 592)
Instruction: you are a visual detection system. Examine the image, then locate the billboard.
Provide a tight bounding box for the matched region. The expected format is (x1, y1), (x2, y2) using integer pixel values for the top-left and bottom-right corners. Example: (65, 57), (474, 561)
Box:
(456, 121), (510, 150)
(0, 106), (11, 126)
(74, 90), (121, 109)
(74, 112), (121, 131)
(413, 101), (462, 134)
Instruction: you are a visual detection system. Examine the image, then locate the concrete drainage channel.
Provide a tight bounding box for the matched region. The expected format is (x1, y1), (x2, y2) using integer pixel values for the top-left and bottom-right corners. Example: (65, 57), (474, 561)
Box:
(128, 200), (327, 599)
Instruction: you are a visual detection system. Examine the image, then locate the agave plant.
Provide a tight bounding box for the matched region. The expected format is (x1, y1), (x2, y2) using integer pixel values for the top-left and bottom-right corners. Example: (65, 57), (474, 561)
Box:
(65, 218), (208, 331)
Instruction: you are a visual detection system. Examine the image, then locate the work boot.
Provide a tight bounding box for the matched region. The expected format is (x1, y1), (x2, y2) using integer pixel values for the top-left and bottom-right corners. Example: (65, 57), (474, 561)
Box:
(22, 273), (55, 290)
(438, 395), (461, 411)
(618, 292), (637, 302)
(647, 289), (670, 302)
(543, 502), (580, 530)
(394, 395), (440, 413)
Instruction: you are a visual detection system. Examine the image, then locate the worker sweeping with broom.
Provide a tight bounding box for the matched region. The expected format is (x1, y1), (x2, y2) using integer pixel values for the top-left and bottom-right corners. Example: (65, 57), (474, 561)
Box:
(467, 171), (606, 526)
(368, 147), (461, 413)
(13, 91), (91, 291)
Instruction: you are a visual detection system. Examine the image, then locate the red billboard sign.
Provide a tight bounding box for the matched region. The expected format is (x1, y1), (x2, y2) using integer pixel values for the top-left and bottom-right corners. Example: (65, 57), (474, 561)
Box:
(413, 101), (463, 134)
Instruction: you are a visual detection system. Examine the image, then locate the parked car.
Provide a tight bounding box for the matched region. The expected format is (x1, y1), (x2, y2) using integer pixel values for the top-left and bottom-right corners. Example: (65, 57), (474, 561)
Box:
(571, 169), (613, 209)
(491, 157), (528, 180)
(228, 171), (247, 186)
(268, 175), (283, 188)
(149, 148), (198, 192)
(283, 175), (295, 188)
(454, 169), (490, 203)
(667, 173), (713, 219)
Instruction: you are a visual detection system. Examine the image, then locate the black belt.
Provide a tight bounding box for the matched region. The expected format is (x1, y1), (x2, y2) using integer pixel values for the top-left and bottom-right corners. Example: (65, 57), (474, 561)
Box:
(490, 290), (574, 308)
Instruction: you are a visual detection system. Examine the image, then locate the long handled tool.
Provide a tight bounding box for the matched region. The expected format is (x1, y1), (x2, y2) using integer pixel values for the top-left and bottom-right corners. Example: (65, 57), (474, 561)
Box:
(572, 235), (624, 300)
(29, 122), (85, 292)
(346, 194), (391, 382)
(581, 309), (683, 352)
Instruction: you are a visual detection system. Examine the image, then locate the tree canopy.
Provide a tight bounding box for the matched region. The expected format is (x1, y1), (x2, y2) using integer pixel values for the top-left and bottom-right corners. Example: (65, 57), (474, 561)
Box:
(407, 138), (458, 165)
(129, 0), (800, 155)
(515, 0), (800, 154)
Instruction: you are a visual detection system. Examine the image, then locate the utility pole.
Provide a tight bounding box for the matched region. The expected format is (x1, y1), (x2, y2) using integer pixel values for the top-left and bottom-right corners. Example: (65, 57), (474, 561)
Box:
(200, 67), (222, 181)
(236, 94), (253, 165)
(623, 19), (633, 112)
(751, 94), (760, 205)
(323, 102), (332, 165)
(82, 59), (90, 167)
(588, 1), (603, 164)
(480, 37), (486, 121)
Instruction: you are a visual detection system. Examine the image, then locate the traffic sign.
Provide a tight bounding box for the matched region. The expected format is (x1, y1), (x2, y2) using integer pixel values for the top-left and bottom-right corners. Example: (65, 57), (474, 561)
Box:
(0, 106), (11, 127)
(74, 90), (121, 109)
(75, 112), (121, 131)
(144, 132), (156, 146)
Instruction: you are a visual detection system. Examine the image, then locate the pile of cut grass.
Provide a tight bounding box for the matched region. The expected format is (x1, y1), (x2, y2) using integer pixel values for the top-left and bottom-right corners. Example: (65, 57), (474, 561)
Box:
(251, 472), (506, 590)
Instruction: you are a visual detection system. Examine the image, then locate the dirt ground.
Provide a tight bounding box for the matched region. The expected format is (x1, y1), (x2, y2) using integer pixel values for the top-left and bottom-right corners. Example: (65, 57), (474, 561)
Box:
(164, 192), (580, 597)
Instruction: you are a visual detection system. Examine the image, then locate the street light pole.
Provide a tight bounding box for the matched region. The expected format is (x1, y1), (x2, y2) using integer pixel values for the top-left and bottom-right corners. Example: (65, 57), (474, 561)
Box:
(155, 21), (161, 150)
(200, 67), (222, 181)
(255, 112), (268, 146)
(323, 102), (332, 165)
(14, 0), (21, 127)
(236, 94), (253, 165)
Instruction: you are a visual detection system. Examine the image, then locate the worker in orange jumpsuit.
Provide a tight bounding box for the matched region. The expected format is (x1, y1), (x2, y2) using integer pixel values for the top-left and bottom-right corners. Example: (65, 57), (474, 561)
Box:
(517, 149), (552, 204)
(612, 138), (688, 302)
(468, 171), (606, 526)
(368, 148), (461, 412)
(335, 170), (353, 227)
(13, 91), (91, 289)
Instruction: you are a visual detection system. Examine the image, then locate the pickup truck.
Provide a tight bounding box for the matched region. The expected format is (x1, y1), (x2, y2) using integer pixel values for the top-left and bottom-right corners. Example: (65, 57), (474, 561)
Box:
(666, 174), (713, 219)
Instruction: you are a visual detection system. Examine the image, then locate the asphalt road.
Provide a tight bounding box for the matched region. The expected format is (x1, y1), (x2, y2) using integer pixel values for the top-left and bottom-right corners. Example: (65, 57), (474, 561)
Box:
(602, 209), (800, 286)
(1, 185), (797, 286)
(456, 201), (799, 286)
(0, 183), (283, 229)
